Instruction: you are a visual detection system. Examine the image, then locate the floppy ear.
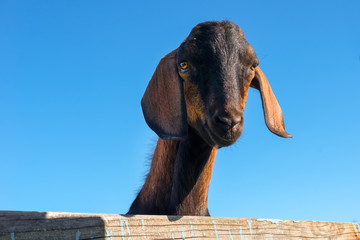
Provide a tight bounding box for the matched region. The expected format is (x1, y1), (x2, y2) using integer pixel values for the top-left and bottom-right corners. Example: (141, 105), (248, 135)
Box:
(250, 67), (292, 138)
(141, 49), (188, 140)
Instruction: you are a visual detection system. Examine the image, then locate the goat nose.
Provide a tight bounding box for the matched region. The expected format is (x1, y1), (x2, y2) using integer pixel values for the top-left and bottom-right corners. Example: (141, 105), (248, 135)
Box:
(214, 113), (242, 129)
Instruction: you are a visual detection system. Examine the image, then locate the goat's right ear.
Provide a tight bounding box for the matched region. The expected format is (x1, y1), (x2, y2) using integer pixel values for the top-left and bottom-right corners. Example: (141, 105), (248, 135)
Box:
(141, 49), (188, 140)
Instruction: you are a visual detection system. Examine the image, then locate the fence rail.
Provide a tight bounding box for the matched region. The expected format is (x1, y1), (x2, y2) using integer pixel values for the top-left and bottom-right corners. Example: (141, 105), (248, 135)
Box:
(1, 211), (359, 239)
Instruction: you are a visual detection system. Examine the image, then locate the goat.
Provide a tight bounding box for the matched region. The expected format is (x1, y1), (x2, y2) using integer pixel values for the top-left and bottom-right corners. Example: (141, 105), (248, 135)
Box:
(128, 21), (291, 216)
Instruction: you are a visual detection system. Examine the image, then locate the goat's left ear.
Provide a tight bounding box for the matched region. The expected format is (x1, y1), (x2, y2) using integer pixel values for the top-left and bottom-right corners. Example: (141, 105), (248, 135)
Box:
(250, 67), (292, 138)
(141, 49), (188, 140)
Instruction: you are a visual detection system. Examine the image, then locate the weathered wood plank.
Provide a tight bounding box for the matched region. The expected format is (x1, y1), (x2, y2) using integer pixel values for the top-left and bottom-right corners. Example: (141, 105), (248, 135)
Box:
(1, 211), (359, 239)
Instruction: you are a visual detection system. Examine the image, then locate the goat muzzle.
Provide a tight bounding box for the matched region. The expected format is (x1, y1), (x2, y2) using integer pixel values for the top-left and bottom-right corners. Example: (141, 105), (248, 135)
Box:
(205, 110), (244, 147)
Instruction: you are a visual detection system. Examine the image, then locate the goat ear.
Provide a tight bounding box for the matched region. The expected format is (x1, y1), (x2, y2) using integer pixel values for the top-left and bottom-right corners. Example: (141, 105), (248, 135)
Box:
(141, 49), (188, 140)
(250, 67), (292, 138)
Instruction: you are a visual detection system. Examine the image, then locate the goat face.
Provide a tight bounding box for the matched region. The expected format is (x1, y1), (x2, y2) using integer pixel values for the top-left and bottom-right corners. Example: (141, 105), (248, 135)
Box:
(176, 22), (258, 147)
(141, 21), (291, 147)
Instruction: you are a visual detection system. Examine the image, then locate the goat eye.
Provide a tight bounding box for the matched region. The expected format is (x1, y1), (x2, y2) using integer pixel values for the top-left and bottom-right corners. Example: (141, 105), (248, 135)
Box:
(179, 61), (189, 70)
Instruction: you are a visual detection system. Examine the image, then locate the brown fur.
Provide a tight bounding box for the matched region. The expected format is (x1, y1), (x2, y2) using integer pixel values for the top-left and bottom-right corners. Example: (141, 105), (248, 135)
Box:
(128, 21), (291, 216)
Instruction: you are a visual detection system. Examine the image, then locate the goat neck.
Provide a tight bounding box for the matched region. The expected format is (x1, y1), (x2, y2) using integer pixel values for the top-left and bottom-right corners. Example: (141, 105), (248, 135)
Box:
(127, 138), (179, 215)
(169, 127), (217, 216)
(128, 127), (217, 216)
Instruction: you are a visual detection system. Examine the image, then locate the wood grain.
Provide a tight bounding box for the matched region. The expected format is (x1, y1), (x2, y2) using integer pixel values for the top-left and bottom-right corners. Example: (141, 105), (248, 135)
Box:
(1, 211), (359, 239)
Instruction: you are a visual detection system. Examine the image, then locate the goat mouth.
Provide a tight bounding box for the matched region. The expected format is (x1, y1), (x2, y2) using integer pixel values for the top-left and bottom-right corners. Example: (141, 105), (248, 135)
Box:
(204, 122), (241, 147)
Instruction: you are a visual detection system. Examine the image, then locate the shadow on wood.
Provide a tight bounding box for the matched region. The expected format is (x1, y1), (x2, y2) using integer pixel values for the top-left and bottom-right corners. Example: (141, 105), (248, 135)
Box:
(0, 211), (105, 240)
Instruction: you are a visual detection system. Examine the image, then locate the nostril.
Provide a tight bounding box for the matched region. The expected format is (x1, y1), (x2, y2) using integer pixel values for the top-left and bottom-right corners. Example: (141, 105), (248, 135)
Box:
(216, 115), (232, 126)
(215, 115), (242, 129)
(232, 115), (242, 126)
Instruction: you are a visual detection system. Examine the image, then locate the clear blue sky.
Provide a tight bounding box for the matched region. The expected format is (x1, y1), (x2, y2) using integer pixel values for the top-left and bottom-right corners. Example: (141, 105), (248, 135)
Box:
(1, 0), (359, 223)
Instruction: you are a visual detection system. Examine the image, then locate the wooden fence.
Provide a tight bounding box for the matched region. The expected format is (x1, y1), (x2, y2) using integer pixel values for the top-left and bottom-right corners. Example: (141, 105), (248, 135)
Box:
(1, 211), (359, 239)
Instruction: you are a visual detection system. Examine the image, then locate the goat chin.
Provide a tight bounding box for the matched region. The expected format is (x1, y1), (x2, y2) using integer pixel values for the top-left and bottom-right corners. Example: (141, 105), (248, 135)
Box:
(203, 123), (242, 148)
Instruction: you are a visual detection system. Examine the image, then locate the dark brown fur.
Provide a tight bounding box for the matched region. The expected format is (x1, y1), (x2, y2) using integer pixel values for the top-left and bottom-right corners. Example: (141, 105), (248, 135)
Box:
(128, 21), (291, 216)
